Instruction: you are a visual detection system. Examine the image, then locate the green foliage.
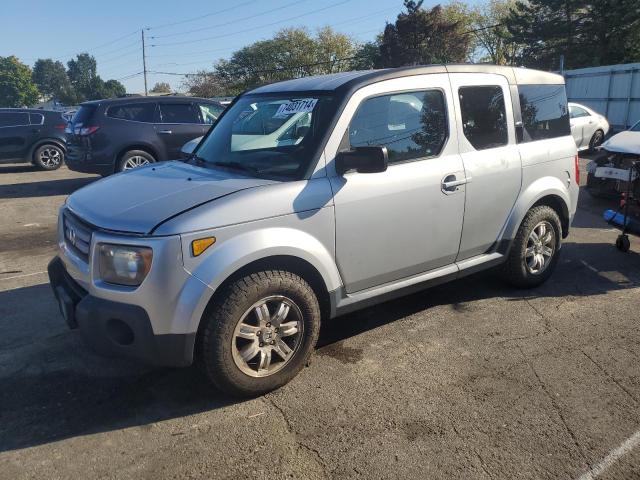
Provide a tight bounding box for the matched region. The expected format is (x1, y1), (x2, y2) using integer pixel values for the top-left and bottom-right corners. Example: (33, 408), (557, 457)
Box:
(507, 0), (640, 69)
(0, 56), (39, 107)
(150, 81), (171, 93)
(470, 0), (523, 65)
(187, 27), (357, 95)
(32, 58), (71, 100)
(376, 0), (474, 67)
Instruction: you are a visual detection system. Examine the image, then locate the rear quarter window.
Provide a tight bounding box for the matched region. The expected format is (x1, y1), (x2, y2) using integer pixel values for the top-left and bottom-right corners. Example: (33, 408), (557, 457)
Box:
(29, 113), (44, 125)
(106, 103), (156, 122)
(518, 85), (570, 142)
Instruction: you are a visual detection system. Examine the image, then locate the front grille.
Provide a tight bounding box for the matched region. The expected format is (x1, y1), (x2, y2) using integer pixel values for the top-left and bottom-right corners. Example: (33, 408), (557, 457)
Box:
(63, 210), (93, 262)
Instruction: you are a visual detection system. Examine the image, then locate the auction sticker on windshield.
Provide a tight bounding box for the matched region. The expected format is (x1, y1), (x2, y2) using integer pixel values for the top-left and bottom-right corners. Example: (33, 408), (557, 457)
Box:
(274, 98), (318, 118)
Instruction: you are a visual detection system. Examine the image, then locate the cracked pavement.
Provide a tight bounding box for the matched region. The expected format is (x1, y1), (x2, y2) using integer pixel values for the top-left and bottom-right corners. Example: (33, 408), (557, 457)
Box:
(1, 159), (640, 479)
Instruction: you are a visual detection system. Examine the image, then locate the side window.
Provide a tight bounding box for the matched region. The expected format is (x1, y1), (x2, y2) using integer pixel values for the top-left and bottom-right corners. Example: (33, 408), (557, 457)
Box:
(348, 90), (448, 164)
(198, 103), (224, 124)
(106, 103), (156, 122)
(29, 113), (44, 125)
(0, 112), (29, 127)
(160, 103), (199, 123)
(518, 84), (570, 141)
(569, 105), (589, 119)
(458, 86), (508, 150)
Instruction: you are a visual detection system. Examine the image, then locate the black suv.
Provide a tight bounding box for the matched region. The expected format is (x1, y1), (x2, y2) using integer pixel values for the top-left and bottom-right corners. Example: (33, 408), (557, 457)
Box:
(0, 109), (67, 170)
(66, 96), (224, 175)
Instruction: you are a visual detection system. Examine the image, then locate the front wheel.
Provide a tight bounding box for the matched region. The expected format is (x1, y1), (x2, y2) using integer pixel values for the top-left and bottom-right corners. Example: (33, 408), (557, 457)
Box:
(33, 144), (64, 170)
(589, 129), (605, 150)
(198, 270), (321, 397)
(502, 205), (562, 288)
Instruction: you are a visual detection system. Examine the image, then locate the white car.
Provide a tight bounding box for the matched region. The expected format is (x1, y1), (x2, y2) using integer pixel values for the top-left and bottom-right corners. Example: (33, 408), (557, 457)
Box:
(601, 120), (640, 155)
(569, 102), (609, 151)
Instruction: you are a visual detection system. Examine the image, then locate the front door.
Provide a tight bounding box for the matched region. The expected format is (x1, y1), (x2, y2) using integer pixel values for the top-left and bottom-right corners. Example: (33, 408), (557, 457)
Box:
(156, 102), (206, 159)
(327, 74), (466, 293)
(569, 105), (595, 148)
(448, 73), (522, 260)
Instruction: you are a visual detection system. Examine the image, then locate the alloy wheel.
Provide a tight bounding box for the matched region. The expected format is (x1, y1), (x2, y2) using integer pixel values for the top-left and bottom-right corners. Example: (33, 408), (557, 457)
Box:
(231, 295), (304, 378)
(525, 220), (555, 274)
(39, 147), (62, 168)
(123, 155), (150, 170)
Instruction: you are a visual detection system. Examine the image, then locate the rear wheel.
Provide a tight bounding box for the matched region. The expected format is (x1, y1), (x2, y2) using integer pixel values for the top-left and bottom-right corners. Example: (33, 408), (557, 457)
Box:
(503, 206), (562, 288)
(33, 144), (64, 170)
(589, 129), (605, 150)
(198, 270), (320, 397)
(118, 150), (155, 172)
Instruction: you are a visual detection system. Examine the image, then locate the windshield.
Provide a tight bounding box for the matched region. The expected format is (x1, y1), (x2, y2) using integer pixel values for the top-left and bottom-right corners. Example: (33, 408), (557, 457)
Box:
(194, 94), (334, 179)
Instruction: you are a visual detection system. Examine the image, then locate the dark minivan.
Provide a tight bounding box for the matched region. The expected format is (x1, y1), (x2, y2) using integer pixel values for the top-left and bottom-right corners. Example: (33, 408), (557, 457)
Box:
(0, 108), (67, 170)
(65, 96), (224, 175)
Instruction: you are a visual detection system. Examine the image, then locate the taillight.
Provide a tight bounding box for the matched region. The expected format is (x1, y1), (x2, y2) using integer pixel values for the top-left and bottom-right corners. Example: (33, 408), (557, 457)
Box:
(574, 154), (580, 185)
(79, 126), (100, 136)
(54, 123), (66, 130)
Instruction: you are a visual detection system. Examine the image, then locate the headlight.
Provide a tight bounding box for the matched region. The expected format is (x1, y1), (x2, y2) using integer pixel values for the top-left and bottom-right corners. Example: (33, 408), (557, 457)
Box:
(98, 244), (153, 286)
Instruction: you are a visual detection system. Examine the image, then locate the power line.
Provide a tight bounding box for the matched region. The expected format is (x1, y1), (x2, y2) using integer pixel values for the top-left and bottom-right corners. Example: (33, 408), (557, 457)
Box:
(151, 0), (353, 48)
(116, 71), (144, 81)
(56, 30), (139, 59)
(147, 0), (259, 30)
(150, 0), (311, 39)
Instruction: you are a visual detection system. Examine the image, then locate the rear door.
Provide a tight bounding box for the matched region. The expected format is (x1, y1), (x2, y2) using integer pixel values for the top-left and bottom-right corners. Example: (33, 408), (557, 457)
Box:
(569, 105), (591, 148)
(448, 73), (522, 260)
(0, 112), (31, 162)
(156, 102), (206, 159)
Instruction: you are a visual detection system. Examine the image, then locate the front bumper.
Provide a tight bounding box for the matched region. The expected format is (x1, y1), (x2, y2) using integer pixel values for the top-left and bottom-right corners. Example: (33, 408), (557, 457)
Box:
(48, 256), (195, 367)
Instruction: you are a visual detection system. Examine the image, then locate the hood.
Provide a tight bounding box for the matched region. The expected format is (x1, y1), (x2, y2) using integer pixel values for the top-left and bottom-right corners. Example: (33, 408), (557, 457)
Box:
(66, 161), (276, 234)
(602, 131), (640, 155)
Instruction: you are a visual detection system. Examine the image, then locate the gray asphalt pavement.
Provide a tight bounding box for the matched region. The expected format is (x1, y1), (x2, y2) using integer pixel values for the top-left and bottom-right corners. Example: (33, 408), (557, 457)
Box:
(0, 159), (639, 480)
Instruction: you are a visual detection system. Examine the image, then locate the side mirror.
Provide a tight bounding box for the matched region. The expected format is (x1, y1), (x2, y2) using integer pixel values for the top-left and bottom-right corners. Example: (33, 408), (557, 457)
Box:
(335, 146), (388, 175)
(181, 137), (202, 157)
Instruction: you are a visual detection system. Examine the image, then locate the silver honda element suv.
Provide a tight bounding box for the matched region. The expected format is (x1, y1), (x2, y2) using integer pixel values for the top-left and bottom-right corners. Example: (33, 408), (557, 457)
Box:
(49, 65), (579, 396)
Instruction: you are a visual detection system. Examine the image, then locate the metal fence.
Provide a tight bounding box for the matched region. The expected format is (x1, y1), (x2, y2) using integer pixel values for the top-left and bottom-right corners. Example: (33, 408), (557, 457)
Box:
(563, 63), (640, 132)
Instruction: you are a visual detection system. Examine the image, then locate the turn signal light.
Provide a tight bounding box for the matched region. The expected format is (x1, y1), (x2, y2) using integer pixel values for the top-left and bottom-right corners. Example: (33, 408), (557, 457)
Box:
(575, 154), (580, 185)
(191, 237), (216, 256)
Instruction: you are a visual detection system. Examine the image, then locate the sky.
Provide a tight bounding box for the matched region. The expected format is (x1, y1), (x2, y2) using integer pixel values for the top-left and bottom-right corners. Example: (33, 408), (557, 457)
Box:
(1, 0), (482, 94)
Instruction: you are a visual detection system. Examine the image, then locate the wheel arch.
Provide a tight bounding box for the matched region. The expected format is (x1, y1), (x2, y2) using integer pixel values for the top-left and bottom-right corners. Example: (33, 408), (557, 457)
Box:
(114, 144), (160, 171)
(29, 138), (66, 163)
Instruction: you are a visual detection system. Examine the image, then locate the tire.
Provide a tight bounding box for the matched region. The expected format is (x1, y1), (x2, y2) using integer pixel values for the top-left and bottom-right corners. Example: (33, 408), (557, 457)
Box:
(616, 234), (631, 252)
(589, 129), (605, 151)
(198, 270), (321, 397)
(502, 205), (562, 288)
(33, 144), (64, 170)
(117, 150), (155, 172)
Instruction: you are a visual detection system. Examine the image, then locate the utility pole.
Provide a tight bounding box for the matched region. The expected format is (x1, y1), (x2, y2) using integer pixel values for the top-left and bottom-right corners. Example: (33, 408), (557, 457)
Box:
(141, 29), (148, 96)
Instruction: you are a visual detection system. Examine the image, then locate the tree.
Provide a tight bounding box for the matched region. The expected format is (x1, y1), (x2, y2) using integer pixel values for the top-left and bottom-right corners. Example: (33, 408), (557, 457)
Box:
(507, 0), (640, 70)
(0, 56), (39, 107)
(99, 79), (126, 99)
(470, 0), (523, 65)
(377, 1), (474, 68)
(32, 58), (72, 100)
(182, 70), (227, 97)
(67, 53), (98, 101)
(212, 27), (357, 93)
(150, 81), (171, 93)
(351, 40), (382, 70)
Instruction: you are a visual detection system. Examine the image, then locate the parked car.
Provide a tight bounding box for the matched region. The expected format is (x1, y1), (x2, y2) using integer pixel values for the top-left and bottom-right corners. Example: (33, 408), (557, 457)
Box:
(65, 96), (225, 175)
(569, 102), (609, 151)
(586, 119), (640, 197)
(0, 108), (67, 170)
(49, 65), (578, 397)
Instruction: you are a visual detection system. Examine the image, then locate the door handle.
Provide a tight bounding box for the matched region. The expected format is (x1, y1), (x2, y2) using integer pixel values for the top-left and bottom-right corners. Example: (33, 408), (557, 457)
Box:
(442, 175), (468, 192)
(158, 129), (172, 134)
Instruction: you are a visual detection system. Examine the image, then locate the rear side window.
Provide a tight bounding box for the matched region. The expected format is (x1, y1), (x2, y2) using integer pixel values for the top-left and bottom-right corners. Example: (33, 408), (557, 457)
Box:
(106, 103), (155, 123)
(458, 86), (508, 150)
(198, 103), (224, 124)
(72, 105), (97, 125)
(518, 85), (570, 141)
(349, 90), (448, 164)
(0, 112), (29, 127)
(159, 103), (198, 123)
(29, 113), (44, 125)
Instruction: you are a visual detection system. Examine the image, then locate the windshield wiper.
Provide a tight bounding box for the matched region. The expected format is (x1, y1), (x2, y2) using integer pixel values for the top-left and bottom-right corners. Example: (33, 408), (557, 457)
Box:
(182, 153), (206, 164)
(211, 161), (260, 176)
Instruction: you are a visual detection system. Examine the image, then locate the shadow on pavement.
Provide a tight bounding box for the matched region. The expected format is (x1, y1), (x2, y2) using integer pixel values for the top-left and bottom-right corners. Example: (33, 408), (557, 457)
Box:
(0, 176), (98, 199)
